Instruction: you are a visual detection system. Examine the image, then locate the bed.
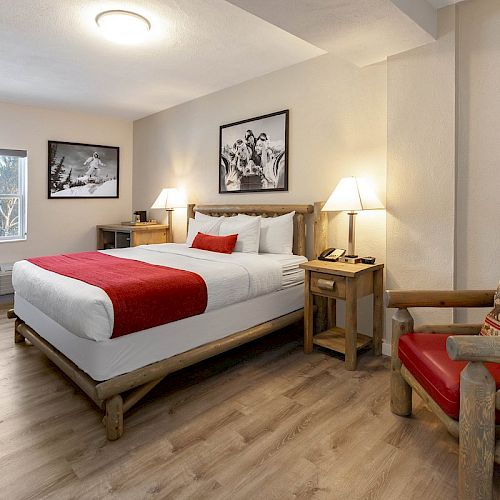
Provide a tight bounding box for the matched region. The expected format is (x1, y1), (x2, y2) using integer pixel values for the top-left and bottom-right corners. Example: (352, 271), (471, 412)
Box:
(8, 203), (327, 440)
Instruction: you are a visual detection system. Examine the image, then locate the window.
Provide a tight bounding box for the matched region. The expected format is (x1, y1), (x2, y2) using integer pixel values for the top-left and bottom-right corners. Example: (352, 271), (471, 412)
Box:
(0, 149), (27, 242)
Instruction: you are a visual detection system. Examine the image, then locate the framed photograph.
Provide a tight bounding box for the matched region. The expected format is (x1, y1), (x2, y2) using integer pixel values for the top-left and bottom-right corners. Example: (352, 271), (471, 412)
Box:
(48, 141), (119, 199)
(219, 109), (288, 193)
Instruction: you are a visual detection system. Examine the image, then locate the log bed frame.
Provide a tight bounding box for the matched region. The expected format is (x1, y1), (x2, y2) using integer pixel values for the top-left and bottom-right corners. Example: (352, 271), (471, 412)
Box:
(8, 203), (327, 440)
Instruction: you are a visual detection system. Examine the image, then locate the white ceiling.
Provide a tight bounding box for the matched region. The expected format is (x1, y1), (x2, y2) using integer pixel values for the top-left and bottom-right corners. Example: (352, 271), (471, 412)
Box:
(227, 0), (439, 67)
(0, 0), (468, 120)
(0, 0), (323, 120)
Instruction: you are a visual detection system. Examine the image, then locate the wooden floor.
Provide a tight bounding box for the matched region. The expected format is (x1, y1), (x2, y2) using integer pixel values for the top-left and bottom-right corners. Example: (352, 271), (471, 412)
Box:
(1, 310), (499, 499)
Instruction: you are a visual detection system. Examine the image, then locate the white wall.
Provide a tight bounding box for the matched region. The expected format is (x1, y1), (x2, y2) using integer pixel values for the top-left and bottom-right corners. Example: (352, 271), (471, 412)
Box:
(134, 53), (387, 256)
(387, 0), (500, 331)
(0, 102), (133, 262)
(386, 7), (457, 327)
(132, 0), (500, 348)
(134, 52), (387, 340)
(456, 0), (500, 322)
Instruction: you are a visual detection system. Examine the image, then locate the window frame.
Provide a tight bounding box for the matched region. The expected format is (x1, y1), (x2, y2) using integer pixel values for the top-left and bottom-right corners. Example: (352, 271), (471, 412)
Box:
(0, 150), (27, 243)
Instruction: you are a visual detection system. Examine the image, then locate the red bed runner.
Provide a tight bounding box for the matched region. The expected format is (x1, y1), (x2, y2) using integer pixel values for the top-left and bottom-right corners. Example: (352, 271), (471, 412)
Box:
(27, 252), (208, 338)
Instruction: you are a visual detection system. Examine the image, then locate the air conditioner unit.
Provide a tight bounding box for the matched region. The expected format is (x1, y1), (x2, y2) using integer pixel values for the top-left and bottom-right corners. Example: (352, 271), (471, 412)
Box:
(0, 263), (14, 296)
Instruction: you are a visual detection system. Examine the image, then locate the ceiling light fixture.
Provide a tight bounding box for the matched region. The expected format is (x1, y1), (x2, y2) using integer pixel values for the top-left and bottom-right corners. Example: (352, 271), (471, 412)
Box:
(96, 10), (151, 44)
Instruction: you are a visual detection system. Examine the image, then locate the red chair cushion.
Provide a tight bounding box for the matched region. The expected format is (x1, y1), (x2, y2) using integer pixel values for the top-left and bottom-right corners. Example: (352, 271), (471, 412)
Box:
(398, 333), (500, 422)
(190, 232), (238, 254)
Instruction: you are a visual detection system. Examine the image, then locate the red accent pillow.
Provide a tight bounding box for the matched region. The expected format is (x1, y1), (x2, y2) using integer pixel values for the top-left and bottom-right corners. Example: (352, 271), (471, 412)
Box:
(191, 232), (238, 254)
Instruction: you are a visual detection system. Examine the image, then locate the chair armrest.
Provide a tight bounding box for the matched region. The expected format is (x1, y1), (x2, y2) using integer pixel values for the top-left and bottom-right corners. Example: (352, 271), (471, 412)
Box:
(386, 289), (494, 309)
(447, 335), (500, 363)
(414, 323), (483, 335)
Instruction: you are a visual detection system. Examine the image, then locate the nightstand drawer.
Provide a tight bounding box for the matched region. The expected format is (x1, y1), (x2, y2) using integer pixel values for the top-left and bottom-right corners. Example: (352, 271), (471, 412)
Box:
(310, 272), (346, 299)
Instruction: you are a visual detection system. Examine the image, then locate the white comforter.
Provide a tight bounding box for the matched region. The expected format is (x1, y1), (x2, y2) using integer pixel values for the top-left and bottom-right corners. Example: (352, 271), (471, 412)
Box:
(13, 244), (288, 342)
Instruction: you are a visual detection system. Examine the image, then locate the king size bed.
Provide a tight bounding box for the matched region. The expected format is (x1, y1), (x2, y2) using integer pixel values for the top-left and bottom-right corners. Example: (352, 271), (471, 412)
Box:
(8, 203), (327, 440)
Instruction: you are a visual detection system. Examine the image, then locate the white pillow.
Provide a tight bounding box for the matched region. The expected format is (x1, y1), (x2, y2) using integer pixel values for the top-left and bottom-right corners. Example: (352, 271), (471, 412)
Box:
(186, 218), (221, 247)
(194, 212), (221, 222)
(219, 216), (261, 253)
(238, 212), (295, 254)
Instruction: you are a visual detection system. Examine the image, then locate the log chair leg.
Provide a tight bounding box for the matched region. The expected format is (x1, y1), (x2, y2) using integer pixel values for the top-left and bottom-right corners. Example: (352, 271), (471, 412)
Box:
(459, 362), (495, 500)
(14, 319), (25, 344)
(105, 394), (124, 441)
(390, 308), (413, 416)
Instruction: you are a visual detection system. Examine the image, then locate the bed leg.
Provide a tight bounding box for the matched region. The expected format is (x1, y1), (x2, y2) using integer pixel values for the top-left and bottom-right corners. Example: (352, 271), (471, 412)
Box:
(14, 319), (25, 344)
(104, 394), (124, 441)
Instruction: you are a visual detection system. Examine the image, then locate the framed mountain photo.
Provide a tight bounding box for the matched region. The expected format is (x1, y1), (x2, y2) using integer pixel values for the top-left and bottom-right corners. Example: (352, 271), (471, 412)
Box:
(219, 110), (289, 193)
(48, 141), (119, 199)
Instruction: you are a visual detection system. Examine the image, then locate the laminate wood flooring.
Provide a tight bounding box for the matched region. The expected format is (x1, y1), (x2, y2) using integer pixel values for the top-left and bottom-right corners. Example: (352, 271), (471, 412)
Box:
(0, 310), (498, 499)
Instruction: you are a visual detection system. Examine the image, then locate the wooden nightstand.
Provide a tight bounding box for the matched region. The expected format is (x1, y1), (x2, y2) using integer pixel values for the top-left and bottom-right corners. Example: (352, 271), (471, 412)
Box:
(300, 260), (384, 370)
(97, 224), (170, 250)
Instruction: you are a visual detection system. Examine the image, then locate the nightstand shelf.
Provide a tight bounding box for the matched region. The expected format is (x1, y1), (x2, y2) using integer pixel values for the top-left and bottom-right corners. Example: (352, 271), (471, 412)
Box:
(300, 259), (384, 370)
(313, 327), (372, 354)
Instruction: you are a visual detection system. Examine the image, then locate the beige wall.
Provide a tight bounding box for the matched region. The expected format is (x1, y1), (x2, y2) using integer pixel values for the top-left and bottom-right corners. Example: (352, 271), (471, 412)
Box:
(456, 0), (500, 322)
(0, 102), (133, 262)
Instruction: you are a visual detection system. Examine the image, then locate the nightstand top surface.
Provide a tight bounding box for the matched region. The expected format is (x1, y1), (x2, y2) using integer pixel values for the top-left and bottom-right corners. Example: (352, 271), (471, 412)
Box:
(300, 259), (384, 277)
(97, 223), (168, 231)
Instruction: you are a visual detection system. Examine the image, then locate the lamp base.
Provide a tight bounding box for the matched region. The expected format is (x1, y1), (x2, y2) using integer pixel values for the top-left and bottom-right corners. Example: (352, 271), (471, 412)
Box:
(341, 256), (362, 264)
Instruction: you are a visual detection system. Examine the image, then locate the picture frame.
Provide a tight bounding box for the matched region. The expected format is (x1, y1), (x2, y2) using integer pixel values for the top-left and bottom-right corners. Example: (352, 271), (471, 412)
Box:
(219, 109), (289, 193)
(48, 140), (119, 199)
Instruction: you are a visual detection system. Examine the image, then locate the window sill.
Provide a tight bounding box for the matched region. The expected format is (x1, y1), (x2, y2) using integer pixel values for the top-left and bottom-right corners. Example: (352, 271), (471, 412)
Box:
(0, 236), (27, 244)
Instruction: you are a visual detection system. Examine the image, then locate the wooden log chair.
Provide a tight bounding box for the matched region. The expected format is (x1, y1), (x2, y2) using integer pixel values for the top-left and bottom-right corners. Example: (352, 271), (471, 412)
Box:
(387, 289), (498, 500)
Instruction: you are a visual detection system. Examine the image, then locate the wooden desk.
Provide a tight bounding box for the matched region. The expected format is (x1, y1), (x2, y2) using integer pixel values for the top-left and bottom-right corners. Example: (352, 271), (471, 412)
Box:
(97, 224), (170, 250)
(300, 260), (384, 370)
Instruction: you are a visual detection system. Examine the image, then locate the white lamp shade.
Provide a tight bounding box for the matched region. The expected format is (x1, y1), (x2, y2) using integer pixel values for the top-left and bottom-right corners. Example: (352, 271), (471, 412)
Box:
(151, 188), (186, 209)
(322, 177), (384, 212)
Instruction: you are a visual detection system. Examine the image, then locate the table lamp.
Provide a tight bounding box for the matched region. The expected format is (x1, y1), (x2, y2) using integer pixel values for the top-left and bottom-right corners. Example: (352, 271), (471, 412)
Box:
(151, 187), (187, 240)
(322, 177), (384, 263)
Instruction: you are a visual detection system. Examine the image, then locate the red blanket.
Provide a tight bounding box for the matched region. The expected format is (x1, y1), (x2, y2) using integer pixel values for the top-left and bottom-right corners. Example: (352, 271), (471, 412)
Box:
(27, 252), (208, 338)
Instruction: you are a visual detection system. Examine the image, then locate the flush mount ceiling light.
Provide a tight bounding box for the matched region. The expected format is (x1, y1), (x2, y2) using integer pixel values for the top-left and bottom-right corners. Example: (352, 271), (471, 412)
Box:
(95, 10), (151, 44)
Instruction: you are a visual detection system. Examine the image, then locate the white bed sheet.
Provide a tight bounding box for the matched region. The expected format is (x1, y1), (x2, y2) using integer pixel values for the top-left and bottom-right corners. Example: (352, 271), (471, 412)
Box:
(14, 285), (304, 381)
(13, 244), (306, 342)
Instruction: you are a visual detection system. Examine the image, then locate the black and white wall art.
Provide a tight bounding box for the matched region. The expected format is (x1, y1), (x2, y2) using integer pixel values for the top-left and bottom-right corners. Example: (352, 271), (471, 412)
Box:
(48, 141), (119, 199)
(219, 110), (288, 193)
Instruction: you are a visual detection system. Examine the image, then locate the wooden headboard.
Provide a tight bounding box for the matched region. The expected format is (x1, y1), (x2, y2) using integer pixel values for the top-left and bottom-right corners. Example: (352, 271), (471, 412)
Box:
(187, 203), (327, 258)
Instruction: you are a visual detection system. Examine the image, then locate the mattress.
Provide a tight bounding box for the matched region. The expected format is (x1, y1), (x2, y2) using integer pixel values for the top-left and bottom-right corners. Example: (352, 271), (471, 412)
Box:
(14, 285), (304, 381)
(13, 244), (307, 341)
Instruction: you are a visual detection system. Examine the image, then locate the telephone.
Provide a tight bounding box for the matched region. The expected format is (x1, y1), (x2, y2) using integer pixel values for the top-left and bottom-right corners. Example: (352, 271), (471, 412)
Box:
(318, 248), (346, 262)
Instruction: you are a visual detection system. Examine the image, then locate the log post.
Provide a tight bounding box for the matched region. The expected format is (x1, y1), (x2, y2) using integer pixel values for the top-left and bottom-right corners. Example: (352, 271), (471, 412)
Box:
(105, 394), (124, 441)
(459, 362), (495, 500)
(313, 201), (328, 260)
(14, 319), (25, 344)
(391, 308), (413, 416)
(187, 204), (195, 233)
(294, 213), (306, 257)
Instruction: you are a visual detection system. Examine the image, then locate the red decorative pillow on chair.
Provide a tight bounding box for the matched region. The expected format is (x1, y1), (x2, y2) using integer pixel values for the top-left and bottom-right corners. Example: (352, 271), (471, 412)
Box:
(481, 281), (500, 336)
(191, 232), (238, 254)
